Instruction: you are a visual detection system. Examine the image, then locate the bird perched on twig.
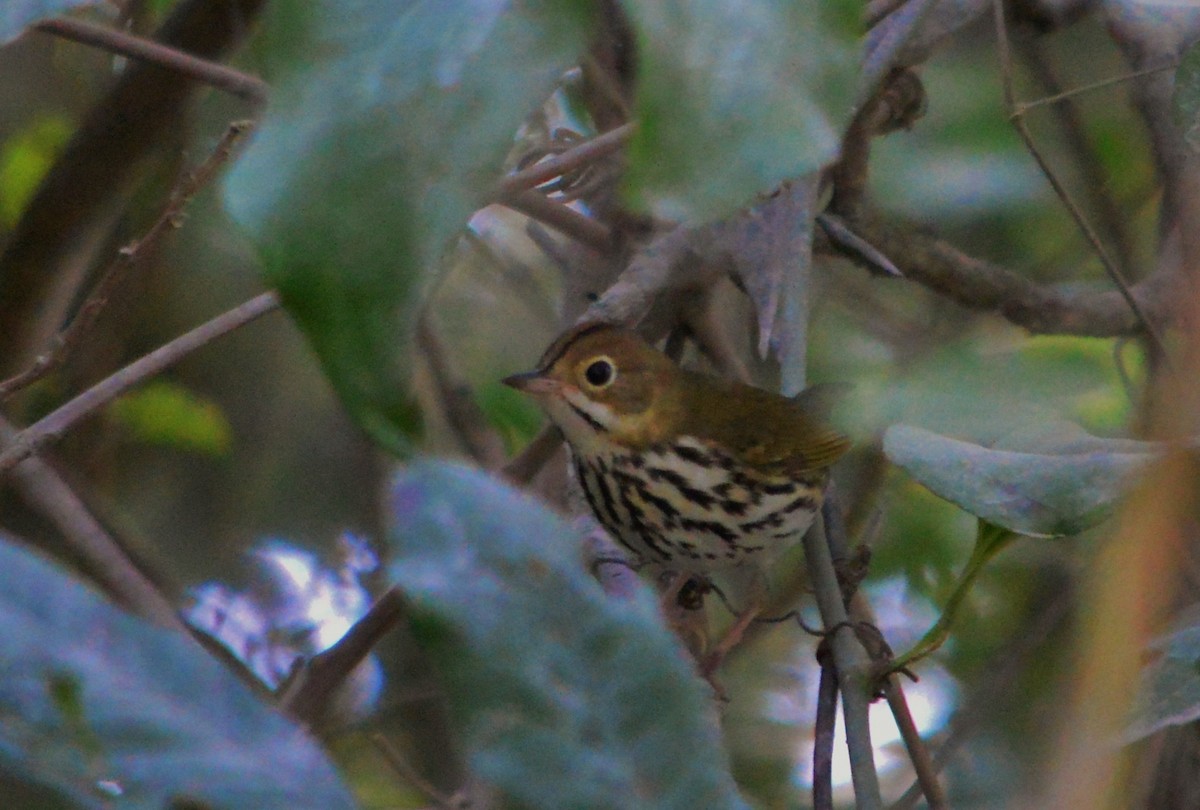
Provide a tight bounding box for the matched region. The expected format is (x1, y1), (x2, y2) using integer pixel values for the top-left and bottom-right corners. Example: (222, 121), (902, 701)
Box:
(504, 321), (850, 677)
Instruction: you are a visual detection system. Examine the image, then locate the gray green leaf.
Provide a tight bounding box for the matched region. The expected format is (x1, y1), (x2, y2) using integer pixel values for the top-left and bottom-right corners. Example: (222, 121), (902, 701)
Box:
(0, 536), (356, 810)
(386, 460), (747, 810)
(224, 0), (594, 453)
(621, 0), (857, 223)
(883, 422), (1158, 537)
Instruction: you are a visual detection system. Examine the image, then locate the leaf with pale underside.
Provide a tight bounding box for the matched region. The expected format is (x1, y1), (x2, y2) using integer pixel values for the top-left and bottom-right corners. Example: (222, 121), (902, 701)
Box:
(883, 422), (1159, 537)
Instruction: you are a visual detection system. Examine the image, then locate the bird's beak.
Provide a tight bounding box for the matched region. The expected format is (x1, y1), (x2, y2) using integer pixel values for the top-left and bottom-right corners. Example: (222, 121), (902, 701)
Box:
(502, 370), (560, 395)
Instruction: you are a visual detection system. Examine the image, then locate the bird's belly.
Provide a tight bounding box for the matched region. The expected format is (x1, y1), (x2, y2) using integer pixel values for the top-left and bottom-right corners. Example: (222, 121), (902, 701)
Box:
(574, 440), (825, 572)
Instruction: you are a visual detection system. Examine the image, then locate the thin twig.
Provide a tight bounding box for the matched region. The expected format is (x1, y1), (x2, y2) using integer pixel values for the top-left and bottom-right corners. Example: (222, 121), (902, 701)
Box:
(500, 424), (563, 485)
(992, 0), (1169, 361)
(802, 513), (883, 809)
(889, 587), (1073, 810)
(812, 658), (840, 810)
(0, 121), (254, 401)
(371, 732), (463, 810)
(33, 17), (268, 104)
(1016, 39), (1136, 275)
(497, 123), (634, 195)
(280, 588), (406, 726)
(416, 313), (507, 469)
(881, 676), (948, 810)
(850, 209), (1178, 337)
(825, 494), (946, 809)
(497, 190), (613, 253)
(1014, 60), (1177, 115)
(0, 416), (184, 629)
(0, 292), (280, 476)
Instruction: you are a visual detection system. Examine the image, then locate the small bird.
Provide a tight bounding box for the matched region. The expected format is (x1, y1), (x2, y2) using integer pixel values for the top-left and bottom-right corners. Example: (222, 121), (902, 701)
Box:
(503, 322), (850, 673)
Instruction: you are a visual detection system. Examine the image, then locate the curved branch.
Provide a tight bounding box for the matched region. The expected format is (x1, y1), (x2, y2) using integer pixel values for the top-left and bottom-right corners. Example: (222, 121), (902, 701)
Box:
(847, 211), (1179, 337)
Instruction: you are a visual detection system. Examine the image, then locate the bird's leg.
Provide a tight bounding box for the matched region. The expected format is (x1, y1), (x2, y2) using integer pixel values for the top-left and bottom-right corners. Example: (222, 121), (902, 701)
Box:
(658, 572), (711, 659)
(699, 568), (768, 681)
(699, 602), (762, 679)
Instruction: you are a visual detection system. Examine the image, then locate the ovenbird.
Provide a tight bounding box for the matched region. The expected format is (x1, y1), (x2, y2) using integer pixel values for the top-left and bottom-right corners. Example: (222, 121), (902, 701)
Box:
(503, 322), (850, 670)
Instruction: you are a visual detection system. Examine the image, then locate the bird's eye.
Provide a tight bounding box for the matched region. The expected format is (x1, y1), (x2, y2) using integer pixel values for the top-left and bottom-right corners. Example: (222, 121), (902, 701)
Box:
(584, 357), (615, 388)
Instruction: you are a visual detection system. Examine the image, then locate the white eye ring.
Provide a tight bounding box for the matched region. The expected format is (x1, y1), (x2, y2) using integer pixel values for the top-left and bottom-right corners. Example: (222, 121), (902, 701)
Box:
(583, 356), (616, 388)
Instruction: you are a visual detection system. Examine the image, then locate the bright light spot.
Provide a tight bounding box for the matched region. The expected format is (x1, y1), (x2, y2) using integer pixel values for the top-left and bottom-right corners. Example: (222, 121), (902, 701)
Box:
(184, 533), (383, 719)
(262, 546), (315, 591)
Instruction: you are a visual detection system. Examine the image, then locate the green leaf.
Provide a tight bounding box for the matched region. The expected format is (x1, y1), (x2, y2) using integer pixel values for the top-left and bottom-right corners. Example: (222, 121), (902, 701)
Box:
(882, 422), (1158, 537)
(0, 115), (72, 226)
(224, 0), (594, 454)
(0, 537), (356, 810)
(385, 460), (747, 810)
(1127, 606), (1200, 743)
(0, 1), (91, 43)
(621, 0), (858, 222)
(1174, 39), (1200, 152)
(107, 381), (233, 456)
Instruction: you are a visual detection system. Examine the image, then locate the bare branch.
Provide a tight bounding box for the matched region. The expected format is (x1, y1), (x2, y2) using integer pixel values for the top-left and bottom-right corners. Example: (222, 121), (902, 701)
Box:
(881, 675), (948, 810)
(812, 658), (839, 810)
(0, 293), (280, 476)
(500, 424), (564, 486)
(0, 416), (183, 629)
(371, 732), (466, 810)
(497, 123), (634, 195)
(497, 191), (614, 253)
(848, 210), (1179, 337)
(0, 121), (254, 401)
(0, 0), (268, 376)
(992, 0), (1169, 358)
(280, 588), (406, 727)
(416, 313), (507, 469)
(33, 17), (268, 104)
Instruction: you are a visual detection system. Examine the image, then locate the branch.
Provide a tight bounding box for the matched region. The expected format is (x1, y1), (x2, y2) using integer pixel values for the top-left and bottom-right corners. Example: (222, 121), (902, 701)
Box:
(0, 0), (268, 376)
(0, 415), (183, 630)
(416, 313), (507, 469)
(848, 210), (1179, 336)
(497, 123), (634, 195)
(812, 656), (839, 810)
(0, 293), (280, 476)
(992, 0), (1169, 358)
(280, 588), (406, 727)
(802, 512), (883, 809)
(0, 120), (253, 401)
(496, 190), (614, 253)
(33, 17), (268, 104)
(500, 424), (564, 486)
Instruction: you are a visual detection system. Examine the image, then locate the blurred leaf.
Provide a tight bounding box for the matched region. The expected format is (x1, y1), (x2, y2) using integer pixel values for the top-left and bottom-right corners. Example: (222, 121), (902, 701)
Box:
(0, 1), (91, 42)
(0, 537), (356, 810)
(1127, 605), (1200, 743)
(108, 381), (232, 456)
(1174, 39), (1200, 152)
(883, 423), (1158, 537)
(386, 460), (747, 809)
(836, 335), (1134, 444)
(225, 0), (594, 455)
(475, 381), (543, 453)
(0, 115), (72, 226)
(622, 0), (857, 222)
